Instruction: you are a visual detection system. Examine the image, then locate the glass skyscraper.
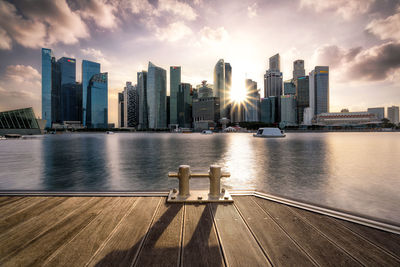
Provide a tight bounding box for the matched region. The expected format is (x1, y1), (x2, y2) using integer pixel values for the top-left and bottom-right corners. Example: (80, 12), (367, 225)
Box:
(137, 71), (148, 129)
(314, 66), (329, 115)
(177, 83), (192, 128)
(87, 73), (108, 128)
(147, 62), (167, 129)
(82, 60), (101, 126)
(214, 59), (231, 119)
(169, 66), (181, 125)
(41, 48), (53, 128)
(296, 76), (309, 124)
(245, 79), (259, 122)
(57, 57), (79, 122)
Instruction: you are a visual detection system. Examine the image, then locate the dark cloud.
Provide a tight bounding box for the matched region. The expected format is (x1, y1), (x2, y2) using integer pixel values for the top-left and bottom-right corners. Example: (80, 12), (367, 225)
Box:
(349, 42), (400, 81)
(368, 0), (400, 17)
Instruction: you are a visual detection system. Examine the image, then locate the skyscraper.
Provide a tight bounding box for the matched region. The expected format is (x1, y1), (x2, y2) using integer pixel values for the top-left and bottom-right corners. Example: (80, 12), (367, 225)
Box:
(283, 80), (296, 95)
(296, 76), (309, 124)
(214, 59), (231, 119)
(245, 79), (259, 122)
(280, 95), (297, 127)
(387, 106), (399, 124)
(82, 60), (101, 126)
(264, 54), (283, 98)
(147, 62), (167, 129)
(41, 48), (54, 128)
(58, 57), (79, 122)
(87, 73), (108, 128)
(314, 66), (329, 115)
(260, 97), (278, 124)
(198, 80), (213, 98)
(177, 83), (192, 128)
(137, 71), (148, 129)
(169, 66), (181, 126)
(118, 92), (124, 128)
(293, 60), (305, 80)
(123, 82), (139, 128)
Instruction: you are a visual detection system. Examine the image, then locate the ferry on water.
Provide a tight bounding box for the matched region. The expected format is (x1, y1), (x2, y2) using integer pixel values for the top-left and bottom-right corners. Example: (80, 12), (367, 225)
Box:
(253, 127), (286, 138)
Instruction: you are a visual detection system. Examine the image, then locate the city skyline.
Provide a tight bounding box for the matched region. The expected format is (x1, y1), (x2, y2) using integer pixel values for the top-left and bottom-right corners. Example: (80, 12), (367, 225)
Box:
(0, 0), (399, 125)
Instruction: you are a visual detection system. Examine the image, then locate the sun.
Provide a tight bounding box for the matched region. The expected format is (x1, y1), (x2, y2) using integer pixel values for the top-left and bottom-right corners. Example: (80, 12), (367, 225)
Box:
(229, 85), (247, 104)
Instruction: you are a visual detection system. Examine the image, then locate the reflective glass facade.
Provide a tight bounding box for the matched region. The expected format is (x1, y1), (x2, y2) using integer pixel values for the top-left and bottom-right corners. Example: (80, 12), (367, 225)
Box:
(147, 62), (167, 129)
(177, 83), (192, 128)
(260, 97), (278, 124)
(315, 66), (329, 115)
(0, 108), (39, 129)
(284, 81), (296, 95)
(137, 71), (148, 129)
(41, 48), (53, 128)
(169, 66), (181, 125)
(296, 76), (309, 124)
(87, 73), (108, 128)
(82, 60), (100, 126)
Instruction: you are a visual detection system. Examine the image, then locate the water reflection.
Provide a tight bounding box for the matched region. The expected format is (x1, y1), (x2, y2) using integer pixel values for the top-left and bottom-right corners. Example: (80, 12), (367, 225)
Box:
(0, 132), (399, 223)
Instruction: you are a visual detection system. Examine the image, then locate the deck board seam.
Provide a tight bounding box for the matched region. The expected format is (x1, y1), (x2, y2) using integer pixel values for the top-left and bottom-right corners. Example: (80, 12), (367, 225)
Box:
(43, 197), (120, 266)
(334, 218), (400, 262)
(251, 197), (321, 267)
(179, 203), (186, 267)
(0, 197), (97, 263)
(84, 197), (139, 267)
(0, 197), (47, 221)
(131, 197), (163, 267)
(208, 204), (228, 267)
(287, 206), (365, 266)
(232, 201), (274, 267)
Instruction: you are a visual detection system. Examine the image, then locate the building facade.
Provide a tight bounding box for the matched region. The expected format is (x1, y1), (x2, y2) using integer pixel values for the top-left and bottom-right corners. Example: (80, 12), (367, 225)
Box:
(147, 62), (167, 129)
(284, 80), (296, 95)
(293, 60), (305, 80)
(192, 97), (220, 129)
(387, 106), (399, 124)
(41, 48), (54, 128)
(137, 71), (148, 129)
(118, 92), (124, 128)
(264, 54), (283, 98)
(314, 66), (329, 115)
(197, 80), (213, 98)
(82, 60), (101, 126)
(316, 112), (378, 126)
(177, 83), (192, 128)
(0, 107), (46, 135)
(280, 95), (297, 127)
(169, 66), (181, 125)
(123, 82), (139, 128)
(87, 73), (108, 128)
(260, 97), (278, 124)
(296, 76), (309, 124)
(367, 107), (385, 121)
(245, 79), (260, 122)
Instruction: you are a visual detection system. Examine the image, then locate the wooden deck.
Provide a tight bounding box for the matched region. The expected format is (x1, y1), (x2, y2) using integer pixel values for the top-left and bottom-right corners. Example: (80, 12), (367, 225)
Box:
(0, 195), (399, 266)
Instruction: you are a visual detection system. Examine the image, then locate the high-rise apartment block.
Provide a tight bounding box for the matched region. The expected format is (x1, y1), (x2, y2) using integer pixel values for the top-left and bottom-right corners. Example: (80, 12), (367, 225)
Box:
(147, 62), (167, 129)
(387, 106), (399, 124)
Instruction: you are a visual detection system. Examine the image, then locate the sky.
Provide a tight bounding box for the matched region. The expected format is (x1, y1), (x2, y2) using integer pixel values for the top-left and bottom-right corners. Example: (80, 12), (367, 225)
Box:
(0, 0), (399, 124)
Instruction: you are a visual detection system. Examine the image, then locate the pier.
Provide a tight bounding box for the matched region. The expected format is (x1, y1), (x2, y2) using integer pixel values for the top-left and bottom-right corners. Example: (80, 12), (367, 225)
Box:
(0, 193), (399, 266)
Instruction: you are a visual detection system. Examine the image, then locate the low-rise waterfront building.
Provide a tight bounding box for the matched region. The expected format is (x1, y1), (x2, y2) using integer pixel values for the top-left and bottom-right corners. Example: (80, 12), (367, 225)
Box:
(0, 107), (46, 135)
(315, 112), (379, 126)
(367, 107), (384, 121)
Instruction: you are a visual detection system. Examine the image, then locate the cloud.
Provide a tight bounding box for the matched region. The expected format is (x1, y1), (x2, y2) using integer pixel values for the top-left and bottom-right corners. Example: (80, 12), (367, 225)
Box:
(0, 65), (41, 115)
(247, 3), (258, 18)
(81, 48), (111, 66)
(300, 0), (374, 19)
(313, 42), (400, 81)
(155, 21), (193, 42)
(199, 26), (229, 44)
(128, 0), (197, 21)
(74, 0), (118, 29)
(366, 7), (400, 41)
(0, 28), (11, 50)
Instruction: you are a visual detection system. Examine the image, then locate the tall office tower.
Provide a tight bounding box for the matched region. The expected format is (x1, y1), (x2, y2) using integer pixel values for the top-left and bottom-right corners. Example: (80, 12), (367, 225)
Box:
(308, 70), (316, 118)
(296, 76), (309, 124)
(118, 92), (124, 128)
(283, 80), (296, 95)
(42, 48), (55, 128)
(367, 107), (384, 120)
(87, 73), (108, 128)
(58, 57), (78, 122)
(123, 82), (139, 127)
(177, 83), (192, 128)
(264, 54), (283, 98)
(198, 80), (213, 98)
(260, 97), (278, 124)
(280, 95), (297, 126)
(387, 106), (399, 124)
(147, 62), (167, 129)
(293, 60), (305, 80)
(245, 79), (260, 122)
(314, 66), (329, 115)
(170, 66), (181, 126)
(214, 59), (231, 119)
(137, 71), (148, 129)
(82, 60), (101, 126)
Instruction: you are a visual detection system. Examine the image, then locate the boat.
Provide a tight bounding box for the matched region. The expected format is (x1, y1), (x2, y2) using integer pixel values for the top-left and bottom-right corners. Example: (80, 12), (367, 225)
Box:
(106, 131), (114, 134)
(253, 127), (286, 138)
(201, 130), (213, 134)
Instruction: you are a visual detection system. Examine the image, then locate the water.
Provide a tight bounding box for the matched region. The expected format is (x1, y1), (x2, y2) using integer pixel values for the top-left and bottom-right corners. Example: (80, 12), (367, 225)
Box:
(0, 132), (399, 224)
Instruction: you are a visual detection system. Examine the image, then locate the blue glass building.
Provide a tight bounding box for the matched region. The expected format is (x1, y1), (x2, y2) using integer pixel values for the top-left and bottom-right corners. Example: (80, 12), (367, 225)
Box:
(137, 71), (148, 129)
(57, 57), (79, 122)
(314, 66), (329, 115)
(82, 60), (101, 126)
(177, 83), (192, 128)
(169, 66), (181, 125)
(41, 48), (54, 128)
(147, 62), (167, 129)
(87, 73), (108, 128)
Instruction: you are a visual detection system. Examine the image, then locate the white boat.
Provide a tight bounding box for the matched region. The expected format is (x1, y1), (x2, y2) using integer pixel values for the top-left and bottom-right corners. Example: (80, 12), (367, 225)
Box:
(253, 128), (286, 138)
(201, 130), (213, 134)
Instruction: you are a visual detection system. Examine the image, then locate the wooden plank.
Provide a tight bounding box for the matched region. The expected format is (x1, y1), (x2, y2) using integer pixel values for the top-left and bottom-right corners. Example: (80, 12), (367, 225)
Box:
(234, 196), (316, 266)
(182, 204), (224, 267)
(253, 197), (361, 266)
(0, 196), (11, 204)
(338, 220), (400, 260)
(289, 205), (400, 266)
(0, 197), (95, 259)
(45, 197), (137, 266)
(211, 203), (271, 267)
(0, 197), (66, 233)
(87, 197), (161, 267)
(0, 197), (42, 218)
(1, 197), (112, 266)
(0, 196), (22, 208)
(134, 201), (184, 267)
